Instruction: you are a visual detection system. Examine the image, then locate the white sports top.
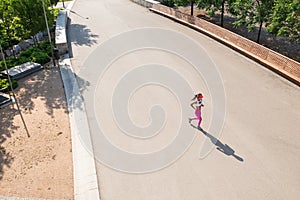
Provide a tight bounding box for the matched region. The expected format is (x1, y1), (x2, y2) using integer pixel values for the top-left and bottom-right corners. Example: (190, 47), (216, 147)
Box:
(196, 99), (203, 107)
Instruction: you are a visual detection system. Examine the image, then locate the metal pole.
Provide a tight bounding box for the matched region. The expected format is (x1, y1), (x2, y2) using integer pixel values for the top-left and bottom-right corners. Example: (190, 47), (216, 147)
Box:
(0, 45), (30, 137)
(42, 0), (56, 67)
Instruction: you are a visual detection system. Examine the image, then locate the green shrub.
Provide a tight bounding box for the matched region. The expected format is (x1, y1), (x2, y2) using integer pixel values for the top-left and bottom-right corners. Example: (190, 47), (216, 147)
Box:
(0, 58), (19, 70)
(52, 8), (62, 18)
(0, 61), (6, 72)
(1, 40), (52, 71)
(0, 78), (18, 92)
(30, 51), (50, 65)
(161, 0), (175, 7)
(38, 40), (51, 51)
(20, 46), (39, 57)
(38, 41), (52, 57)
(0, 56), (31, 72)
(17, 56), (31, 65)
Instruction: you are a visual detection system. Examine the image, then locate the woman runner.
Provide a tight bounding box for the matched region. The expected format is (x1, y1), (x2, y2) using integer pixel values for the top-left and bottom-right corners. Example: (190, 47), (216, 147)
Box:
(189, 93), (204, 128)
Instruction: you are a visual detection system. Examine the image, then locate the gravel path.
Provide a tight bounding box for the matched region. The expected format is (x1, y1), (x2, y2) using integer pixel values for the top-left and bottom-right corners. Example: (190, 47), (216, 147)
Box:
(0, 68), (73, 199)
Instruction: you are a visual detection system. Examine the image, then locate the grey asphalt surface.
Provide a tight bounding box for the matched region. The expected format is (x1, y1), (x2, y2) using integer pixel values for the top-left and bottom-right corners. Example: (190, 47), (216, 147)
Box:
(68, 0), (300, 199)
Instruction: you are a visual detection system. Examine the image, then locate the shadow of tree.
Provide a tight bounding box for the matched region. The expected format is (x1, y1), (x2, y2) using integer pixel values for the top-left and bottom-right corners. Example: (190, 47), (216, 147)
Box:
(14, 70), (66, 116)
(0, 106), (17, 180)
(59, 62), (90, 113)
(0, 146), (14, 180)
(0, 69), (67, 179)
(0, 65), (90, 180)
(191, 124), (244, 162)
(67, 19), (99, 59)
(68, 20), (99, 47)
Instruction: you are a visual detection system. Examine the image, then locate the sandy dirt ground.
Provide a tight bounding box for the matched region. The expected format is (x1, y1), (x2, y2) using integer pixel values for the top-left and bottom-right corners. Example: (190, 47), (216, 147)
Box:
(0, 68), (73, 199)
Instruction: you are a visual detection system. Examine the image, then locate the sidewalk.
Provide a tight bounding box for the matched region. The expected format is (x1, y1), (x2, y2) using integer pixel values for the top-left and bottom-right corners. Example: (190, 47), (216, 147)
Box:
(55, 1), (100, 199)
(59, 54), (100, 200)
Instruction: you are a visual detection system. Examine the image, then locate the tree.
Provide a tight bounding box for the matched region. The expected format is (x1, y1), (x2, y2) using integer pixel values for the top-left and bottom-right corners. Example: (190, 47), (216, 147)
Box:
(196, 0), (229, 27)
(267, 0), (300, 43)
(190, 0), (196, 16)
(177, 0), (234, 25)
(0, 0), (17, 53)
(231, 0), (274, 43)
(175, 0), (197, 16)
(13, 0), (53, 42)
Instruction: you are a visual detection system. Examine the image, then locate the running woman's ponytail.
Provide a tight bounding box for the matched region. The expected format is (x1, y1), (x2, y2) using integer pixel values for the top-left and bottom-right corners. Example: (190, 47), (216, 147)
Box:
(191, 94), (197, 101)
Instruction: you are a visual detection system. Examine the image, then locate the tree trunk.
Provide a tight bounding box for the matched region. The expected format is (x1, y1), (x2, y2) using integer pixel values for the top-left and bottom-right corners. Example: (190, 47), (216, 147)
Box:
(257, 20), (263, 43)
(221, 0), (225, 27)
(191, 2), (194, 16)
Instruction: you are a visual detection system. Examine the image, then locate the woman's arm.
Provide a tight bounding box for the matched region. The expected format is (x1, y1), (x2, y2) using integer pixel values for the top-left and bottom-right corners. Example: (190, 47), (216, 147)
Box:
(190, 101), (196, 110)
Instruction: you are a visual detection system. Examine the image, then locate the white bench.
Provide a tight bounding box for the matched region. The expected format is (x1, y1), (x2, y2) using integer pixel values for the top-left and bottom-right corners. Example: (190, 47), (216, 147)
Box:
(1, 62), (42, 80)
(55, 10), (68, 55)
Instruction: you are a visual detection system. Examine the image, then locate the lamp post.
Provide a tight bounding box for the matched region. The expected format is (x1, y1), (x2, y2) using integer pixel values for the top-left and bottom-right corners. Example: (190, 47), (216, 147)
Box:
(42, 0), (56, 67)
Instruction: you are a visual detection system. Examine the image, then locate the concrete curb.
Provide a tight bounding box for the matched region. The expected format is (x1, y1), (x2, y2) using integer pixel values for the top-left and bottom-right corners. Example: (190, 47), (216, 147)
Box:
(59, 55), (100, 200)
(58, 1), (100, 199)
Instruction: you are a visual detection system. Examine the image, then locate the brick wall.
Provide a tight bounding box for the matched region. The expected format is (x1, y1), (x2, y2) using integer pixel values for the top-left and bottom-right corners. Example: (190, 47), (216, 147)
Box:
(151, 4), (300, 85)
(130, 0), (300, 85)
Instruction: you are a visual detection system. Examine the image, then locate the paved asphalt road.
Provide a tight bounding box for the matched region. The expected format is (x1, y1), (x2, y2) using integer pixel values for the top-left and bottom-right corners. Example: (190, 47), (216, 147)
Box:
(68, 0), (300, 199)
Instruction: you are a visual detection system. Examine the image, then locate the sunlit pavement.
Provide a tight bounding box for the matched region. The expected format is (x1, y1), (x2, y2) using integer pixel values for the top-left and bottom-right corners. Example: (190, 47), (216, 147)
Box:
(67, 0), (300, 199)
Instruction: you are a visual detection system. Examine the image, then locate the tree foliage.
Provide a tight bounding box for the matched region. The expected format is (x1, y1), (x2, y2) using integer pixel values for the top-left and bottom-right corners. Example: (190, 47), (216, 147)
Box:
(13, 0), (53, 39)
(0, 0), (18, 49)
(197, 0), (224, 16)
(0, 0), (56, 48)
(175, 0), (197, 16)
(231, 0), (274, 43)
(196, 0), (236, 27)
(267, 0), (300, 42)
(160, 0), (300, 44)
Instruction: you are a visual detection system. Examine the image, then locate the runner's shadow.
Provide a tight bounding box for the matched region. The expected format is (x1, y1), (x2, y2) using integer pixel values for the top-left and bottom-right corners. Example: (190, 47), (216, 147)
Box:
(190, 124), (244, 162)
